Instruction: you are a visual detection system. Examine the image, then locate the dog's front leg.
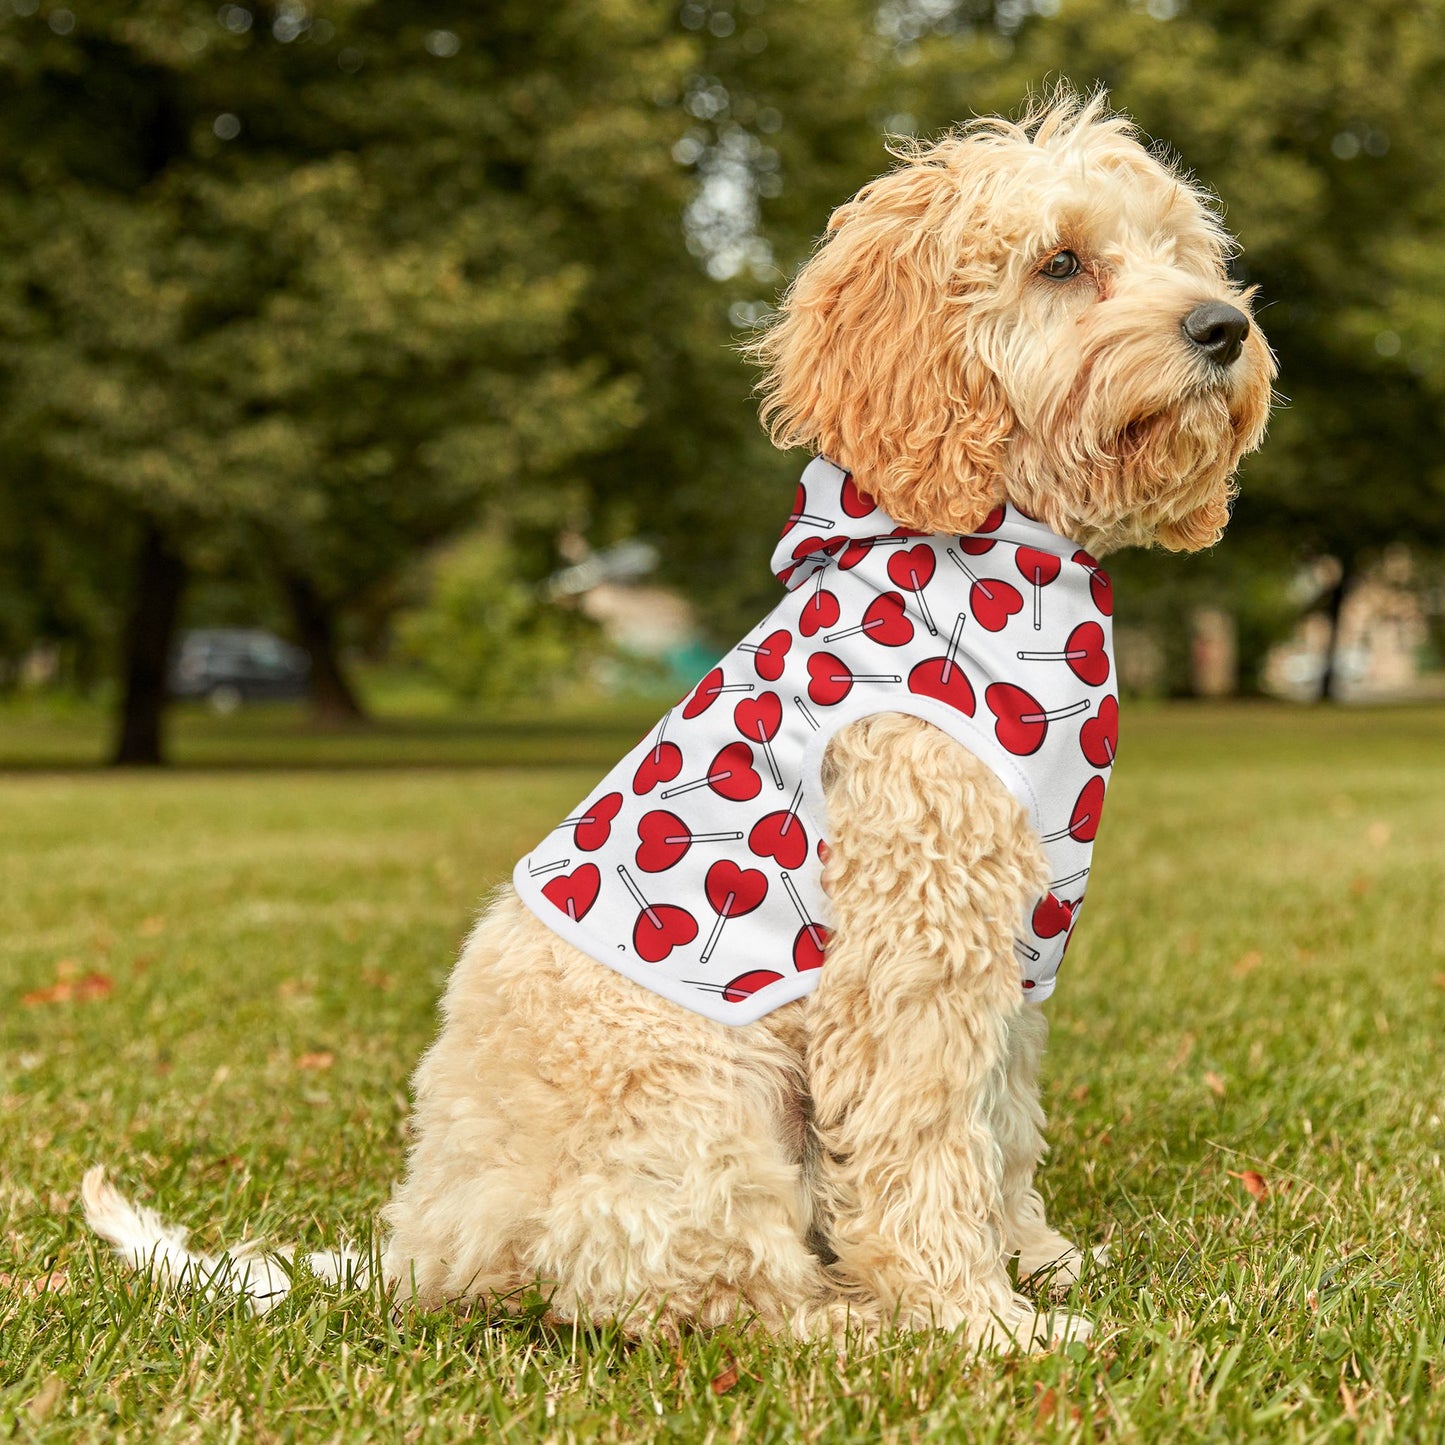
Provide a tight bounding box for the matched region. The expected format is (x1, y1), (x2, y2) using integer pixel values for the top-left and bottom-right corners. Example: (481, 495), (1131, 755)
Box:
(807, 713), (1088, 1349)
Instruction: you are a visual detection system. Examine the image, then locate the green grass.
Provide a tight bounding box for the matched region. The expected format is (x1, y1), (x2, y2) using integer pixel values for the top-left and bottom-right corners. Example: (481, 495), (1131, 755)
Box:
(2, 702), (1444, 1442)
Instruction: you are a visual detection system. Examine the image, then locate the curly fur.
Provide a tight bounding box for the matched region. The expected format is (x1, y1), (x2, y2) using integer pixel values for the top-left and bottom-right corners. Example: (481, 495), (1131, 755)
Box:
(85, 88), (1273, 1353)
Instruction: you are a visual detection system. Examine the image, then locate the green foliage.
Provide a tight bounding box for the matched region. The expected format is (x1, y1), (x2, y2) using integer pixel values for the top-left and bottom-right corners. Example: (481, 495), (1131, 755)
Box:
(395, 533), (597, 705)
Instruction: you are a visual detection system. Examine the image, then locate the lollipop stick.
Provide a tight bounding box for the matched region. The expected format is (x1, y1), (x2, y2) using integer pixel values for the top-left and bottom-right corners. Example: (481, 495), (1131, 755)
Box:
(700, 900), (735, 963)
(793, 696), (820, 732)
(616, 865), (661, 928)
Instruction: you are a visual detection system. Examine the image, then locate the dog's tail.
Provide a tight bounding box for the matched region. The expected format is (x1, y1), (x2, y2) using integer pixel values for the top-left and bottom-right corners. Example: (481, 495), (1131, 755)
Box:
(81, 1165), (368, 1315)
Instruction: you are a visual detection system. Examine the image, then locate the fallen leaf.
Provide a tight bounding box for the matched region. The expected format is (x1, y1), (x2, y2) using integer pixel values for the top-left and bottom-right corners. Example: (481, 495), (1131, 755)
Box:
(1204, 1070), (1227, 1098)
(1034, 1385), (1058, 1424)
(295, 1051), (334, 1071)
(0, 1268), (70, 1299)
(21, 972), (113, 1007)
(1228, 1169), (1268, 1201)
(1232, 950), (1263, 977)
(711, 1357), (740, 1396)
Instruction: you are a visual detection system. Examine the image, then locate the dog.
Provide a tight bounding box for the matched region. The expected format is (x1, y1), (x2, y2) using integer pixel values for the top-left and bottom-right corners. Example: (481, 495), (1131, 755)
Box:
(85, 89), (1273, 1351)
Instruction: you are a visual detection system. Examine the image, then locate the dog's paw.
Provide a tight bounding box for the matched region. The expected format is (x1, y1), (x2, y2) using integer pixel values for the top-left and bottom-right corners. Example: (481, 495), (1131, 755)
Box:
(1018, 1240), (1110, 1293)
(971, 1295), (1093, 1353)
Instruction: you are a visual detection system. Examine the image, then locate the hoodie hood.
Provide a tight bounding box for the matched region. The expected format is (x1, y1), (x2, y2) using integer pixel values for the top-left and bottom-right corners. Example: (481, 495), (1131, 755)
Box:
(770, 456), (1092, 594)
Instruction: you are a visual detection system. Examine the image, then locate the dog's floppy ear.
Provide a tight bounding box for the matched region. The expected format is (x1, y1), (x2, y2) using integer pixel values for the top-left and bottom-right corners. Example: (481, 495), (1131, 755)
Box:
(749, 150), (1012, 534)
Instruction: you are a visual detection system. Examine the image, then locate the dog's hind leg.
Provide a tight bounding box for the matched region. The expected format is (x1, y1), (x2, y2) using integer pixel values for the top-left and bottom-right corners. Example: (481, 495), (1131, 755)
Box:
(805, 714), (1090, 1350)
(383, 892), (833, 1338)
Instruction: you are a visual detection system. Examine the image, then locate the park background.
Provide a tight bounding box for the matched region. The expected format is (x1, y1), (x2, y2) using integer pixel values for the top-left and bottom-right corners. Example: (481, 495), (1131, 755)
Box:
(3, 3), (1445, 1442)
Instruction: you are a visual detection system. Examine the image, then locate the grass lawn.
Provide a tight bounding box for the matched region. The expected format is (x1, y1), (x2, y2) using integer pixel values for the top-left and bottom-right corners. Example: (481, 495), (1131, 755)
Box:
(2, 701), (1444, 1442)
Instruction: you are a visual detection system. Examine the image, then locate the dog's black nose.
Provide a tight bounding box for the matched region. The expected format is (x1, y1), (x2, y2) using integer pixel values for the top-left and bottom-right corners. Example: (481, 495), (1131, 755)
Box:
(1182, 302), (1250, 367)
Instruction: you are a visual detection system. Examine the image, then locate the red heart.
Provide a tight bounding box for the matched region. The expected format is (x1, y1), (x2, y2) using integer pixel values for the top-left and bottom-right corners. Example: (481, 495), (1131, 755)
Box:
(841, 475), (876, 518)
(707, 741), (762, 801)
(750, 629), (791, 682)
(1062, 621), (1110, 686)
(633, 902), (698, 962)
(790, 533), (831, 562)
(722, 968), (784, 1003)
(977, 503), (1006, 533)
(907, 657), (976, 716)
(541, 863), (600, 923)
(970, 578), (1024, 631)
(886, 544), (937, 594)
(734, 692), (782, 745)
(782, 481), (806, 535)
(792, 923), (831, 971)
(1031, 892), (1074, 939)
(748, 807), (808, 869)
(636, 810), (692, 872)
(806, 651), (853, 706)
(1015, 547), (1061, 587)
(682, 667), (730, 720)
(1068, 776), (1106, 842)
(1080, 695), (1119, 768)
(837, 538), (874, 571)
(632, 741), (682, 795)
(985, 682), (1047, 756)
(858, 591), (913, 646)
(799, 587), (841, 637)
(573, 791), (622, 851)
(704, 859), (769, 917)
(1073, 549), (1114, 617)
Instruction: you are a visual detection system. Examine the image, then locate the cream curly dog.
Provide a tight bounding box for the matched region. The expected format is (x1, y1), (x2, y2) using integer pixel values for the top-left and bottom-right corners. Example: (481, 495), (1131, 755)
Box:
(85, 92), (1273, 1350)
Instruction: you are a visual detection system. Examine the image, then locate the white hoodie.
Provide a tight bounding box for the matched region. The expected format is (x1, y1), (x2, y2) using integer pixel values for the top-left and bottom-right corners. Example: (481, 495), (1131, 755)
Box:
(514, 457), (1118, 1025)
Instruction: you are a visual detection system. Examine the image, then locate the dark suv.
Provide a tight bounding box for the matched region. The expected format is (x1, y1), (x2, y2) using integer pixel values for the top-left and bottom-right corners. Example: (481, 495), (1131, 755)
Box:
(170, 629), (310, 712)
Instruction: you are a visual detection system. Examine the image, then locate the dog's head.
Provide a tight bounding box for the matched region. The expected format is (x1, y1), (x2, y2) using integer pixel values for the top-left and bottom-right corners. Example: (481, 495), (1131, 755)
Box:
(750, 90), (1275, 555)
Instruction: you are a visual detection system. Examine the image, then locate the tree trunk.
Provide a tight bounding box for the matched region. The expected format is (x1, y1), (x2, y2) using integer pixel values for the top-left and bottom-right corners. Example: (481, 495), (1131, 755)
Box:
(281, 571), (366, 725)
(1317, 556), (1354, 703)
(112, 524), (187, 766)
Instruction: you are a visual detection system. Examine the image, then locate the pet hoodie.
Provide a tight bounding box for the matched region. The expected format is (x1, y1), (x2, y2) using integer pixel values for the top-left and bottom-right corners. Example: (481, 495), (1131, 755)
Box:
(514, 456), (1118, 1026)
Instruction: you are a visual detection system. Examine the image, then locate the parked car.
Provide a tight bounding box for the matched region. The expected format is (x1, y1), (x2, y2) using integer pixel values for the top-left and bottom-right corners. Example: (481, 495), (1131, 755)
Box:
(169, 629), (310, 712)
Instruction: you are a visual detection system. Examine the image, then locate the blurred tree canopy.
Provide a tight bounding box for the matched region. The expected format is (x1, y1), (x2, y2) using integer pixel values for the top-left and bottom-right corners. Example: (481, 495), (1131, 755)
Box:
(1, 0), (1442, 758)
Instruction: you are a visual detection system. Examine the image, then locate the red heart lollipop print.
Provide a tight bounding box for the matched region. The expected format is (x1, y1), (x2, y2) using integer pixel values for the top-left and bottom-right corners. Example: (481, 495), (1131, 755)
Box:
(632, 741), (682, 795)
(722, 969), (784, 1004)
(1079, 695), (1119, 769)
(805, 653), (901, 706)
(907, 657), (976, 716)
(1073, 549), (1114, 617)
(682, 667), (752, 720)
(748, 804), (808, 870)
(700, 860), (769, 963)
(970, 577), (1024, 632)
(633, 903), (698, 963)
(1067, 776), (1106, 842)
(1016, 621), (1109, 686)
(541, 863), (600, 923)
(636, 810), (689, 872)
(1015, 547), (1061, 586)
(734, 692), (782, 746)
(799, 586), (841, 637)
(568, 791), (622, 851)
(824, 591), (914, 648)
(1031, 892), (1074, 939)
(740, 628), (791, 682)
(886, 544), (937, 593)
(792, 922), (831, 972)
(660, 741), (762, 802)
(840, 475), (877, 518)
(985, 683), (1089, 756)
(704, 859), (769, 917)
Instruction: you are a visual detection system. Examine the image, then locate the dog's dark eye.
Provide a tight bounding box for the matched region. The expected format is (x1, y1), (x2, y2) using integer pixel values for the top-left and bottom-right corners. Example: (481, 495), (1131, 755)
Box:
(1041, 250), (1081, 280)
